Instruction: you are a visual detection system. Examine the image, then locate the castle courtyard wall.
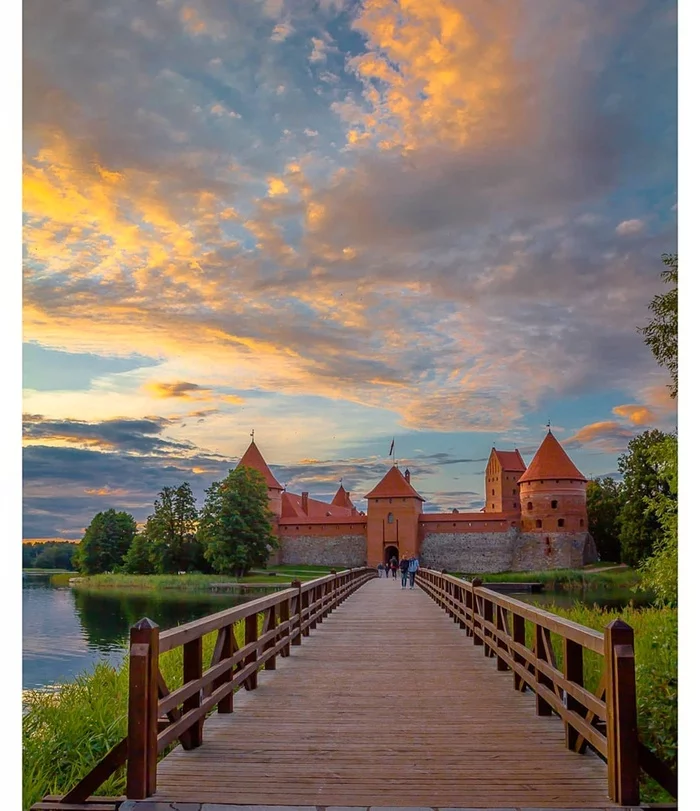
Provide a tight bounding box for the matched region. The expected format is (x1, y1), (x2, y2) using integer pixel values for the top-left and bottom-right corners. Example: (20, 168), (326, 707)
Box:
(419, 529), (597, 572)
(280, 533), (366, 568)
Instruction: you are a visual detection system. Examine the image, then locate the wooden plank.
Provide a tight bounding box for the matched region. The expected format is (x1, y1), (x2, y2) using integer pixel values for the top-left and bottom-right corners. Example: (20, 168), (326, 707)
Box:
(155, 577), (612, 808)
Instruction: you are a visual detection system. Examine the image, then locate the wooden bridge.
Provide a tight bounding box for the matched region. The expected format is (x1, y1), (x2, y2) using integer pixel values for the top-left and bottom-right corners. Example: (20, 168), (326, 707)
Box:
(34, 568), (677, 810)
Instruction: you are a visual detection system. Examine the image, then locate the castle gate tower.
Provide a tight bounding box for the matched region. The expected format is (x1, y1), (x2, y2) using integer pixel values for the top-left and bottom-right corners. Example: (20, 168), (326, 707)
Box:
(364, 467), (425, 566)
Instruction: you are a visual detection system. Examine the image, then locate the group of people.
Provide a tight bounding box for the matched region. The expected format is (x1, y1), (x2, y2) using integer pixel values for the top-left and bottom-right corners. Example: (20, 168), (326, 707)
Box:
(377, 554), (419, 589)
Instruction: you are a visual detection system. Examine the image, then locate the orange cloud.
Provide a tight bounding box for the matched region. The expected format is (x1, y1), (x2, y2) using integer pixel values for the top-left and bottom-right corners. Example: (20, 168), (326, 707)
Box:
(344, 0), (523, 151)
(563, 421), (636, 452)
(143, 381), (244, 406)
(612, 404), (656, 426)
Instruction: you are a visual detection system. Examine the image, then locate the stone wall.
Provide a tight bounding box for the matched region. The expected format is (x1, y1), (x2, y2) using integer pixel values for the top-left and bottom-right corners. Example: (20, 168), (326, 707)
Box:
(280, 534), (366, 568)
(419, 529), (598, 572)
(420, 530), (516, 573)
(511, 531), (597, 571)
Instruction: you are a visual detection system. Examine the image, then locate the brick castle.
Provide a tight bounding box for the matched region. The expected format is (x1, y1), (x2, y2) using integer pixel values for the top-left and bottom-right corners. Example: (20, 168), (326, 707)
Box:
(236, 430), (598, 572)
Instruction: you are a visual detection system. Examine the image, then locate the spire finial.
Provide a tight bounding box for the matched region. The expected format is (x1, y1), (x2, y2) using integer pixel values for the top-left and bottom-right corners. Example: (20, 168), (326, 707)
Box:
(250, 428), (255, 441)
(546, 418), (551, 431)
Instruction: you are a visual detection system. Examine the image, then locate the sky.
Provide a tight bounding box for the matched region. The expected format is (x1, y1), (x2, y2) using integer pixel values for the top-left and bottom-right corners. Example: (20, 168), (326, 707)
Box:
(22, 0), (678, 541)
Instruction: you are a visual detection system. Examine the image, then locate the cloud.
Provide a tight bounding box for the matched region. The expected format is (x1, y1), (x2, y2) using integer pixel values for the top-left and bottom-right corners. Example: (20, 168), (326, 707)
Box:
(616, 219), (645, 235)
(563, 421), (636, 452)
(271, 21), (294, 42)
(612, 404), (657, 426)
(143, 381), (245, 405)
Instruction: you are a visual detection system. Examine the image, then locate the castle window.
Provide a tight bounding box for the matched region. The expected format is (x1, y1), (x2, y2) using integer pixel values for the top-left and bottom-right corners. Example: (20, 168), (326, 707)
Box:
(492, 489), (495, 496)
(579, 519), (584, 528)
(527, 502), (533, 511)
(551, 500), (558, 509)
(513, 502), (517, 508)
(387, 513), (394, 524)
(389, 498), (393, 503)
(296, 526), (299, 530)
(536, 519), (542, 528)
(491, 503), (495, 509)
(556, 480), (559, 483)
(403, 498), (406, 502)
(375, 499), (379, 503)
(512, 489), (516, 495)
(558, 518), (565, 528)
(453, 523), (456, 527)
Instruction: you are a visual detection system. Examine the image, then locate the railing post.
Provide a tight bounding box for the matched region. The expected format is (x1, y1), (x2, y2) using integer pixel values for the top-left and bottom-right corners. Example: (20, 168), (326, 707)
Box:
(472, 580), (483, 646)
(535, 624), (552, 716)
(126, 618), (159, 799)
(183, 636), (203, 747)
(291, 580), (302, 646)
(464, 584), (473, 638)
(564, 638), (584, 748)
(483, 597), (494, 658)
(512, 613), (525, 691)
(605, 619), (639, 805)
(301, 586), (310, 636)
(309, 584), (318, 630)
(217, 624), (234, 713)
(457, 585), (466, 630)
(264, 604), (277, 670)
(245, 611), (259, 690)
(495, 606), (509, 671)
(280, 595), (291, 656)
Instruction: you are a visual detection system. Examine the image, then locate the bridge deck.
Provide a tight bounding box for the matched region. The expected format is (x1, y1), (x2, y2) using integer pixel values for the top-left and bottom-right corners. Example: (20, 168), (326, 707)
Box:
(153, 577), (613, 807)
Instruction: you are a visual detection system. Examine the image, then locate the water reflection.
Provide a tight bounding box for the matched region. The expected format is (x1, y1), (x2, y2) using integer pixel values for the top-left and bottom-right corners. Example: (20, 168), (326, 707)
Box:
(510, 587), (654, 611)
(22, 572), (278, 690)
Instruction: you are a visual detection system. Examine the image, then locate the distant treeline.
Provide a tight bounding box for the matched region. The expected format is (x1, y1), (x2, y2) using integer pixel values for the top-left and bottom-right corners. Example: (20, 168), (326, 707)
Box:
(23, 541), (78, 571)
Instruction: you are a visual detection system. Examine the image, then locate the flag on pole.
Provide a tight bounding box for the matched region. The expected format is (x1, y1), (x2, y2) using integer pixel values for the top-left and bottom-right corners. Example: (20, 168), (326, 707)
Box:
(389, 438), (395, 456)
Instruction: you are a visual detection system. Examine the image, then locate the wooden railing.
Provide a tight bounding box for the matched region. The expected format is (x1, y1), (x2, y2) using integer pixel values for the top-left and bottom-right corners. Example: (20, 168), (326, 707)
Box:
(55, 567), (376, 805)
(416, 568), (677, 806)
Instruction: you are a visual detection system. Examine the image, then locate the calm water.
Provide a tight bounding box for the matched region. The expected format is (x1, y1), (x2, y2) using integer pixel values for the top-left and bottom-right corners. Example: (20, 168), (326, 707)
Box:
(505, 587), (653, 611)
(22, 572), (278, 691)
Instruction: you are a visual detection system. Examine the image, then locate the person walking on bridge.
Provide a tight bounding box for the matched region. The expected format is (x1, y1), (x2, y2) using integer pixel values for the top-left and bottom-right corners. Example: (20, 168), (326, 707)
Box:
(407, 555), (419, 589)
(390, 556), (398, 579)
(384, 561), (390, 578)
(377, 562), (383, 578)
(399, 555), (410, 589)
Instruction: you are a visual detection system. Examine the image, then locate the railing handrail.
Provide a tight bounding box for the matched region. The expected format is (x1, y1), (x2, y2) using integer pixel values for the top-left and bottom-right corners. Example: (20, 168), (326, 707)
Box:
(428, 570), (605, 653)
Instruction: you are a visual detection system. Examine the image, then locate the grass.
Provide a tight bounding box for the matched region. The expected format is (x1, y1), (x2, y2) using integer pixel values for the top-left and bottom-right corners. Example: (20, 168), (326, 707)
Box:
(23, 568), (74, 574)
(453, 566), (640, 590)
(70, 569), (332, 591)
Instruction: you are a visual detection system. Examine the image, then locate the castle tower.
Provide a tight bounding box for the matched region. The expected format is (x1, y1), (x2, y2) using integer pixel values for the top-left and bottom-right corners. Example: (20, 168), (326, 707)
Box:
(331, 482), (357, 514)
(484, 448), (526, 512)
(236, 438), (284, 519)
(364, 466), (425, 566)
(518, 430), (588, 532)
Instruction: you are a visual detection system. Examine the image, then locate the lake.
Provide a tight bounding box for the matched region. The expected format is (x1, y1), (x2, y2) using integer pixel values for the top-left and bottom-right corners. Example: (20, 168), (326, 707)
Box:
(22, 572), (278, 692)
(505, 587), (653, 611)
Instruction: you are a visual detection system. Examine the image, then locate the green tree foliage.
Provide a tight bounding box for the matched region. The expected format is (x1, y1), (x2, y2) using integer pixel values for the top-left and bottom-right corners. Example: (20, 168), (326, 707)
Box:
(586, 477), (622, 562)
(73, 510), (137, 575)
(198, 466), (278, 576)
(638, 433), (678, 604)
(142, 483), (201, 573)
(617, 430), (673, 567)
(23, 542), (78, 570)
(121, 533), (157, 575)
(639, 253), (678, 398)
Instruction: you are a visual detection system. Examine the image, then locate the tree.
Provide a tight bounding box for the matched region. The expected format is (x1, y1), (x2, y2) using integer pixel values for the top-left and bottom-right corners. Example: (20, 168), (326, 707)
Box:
(33, 544), (77, 570)
(617, 430), (673, 566)
(122, 533), (157, 575)
(639, 253), (678, 398)
(586, 477), (622, 562)
(143, 483), (200, 573)
(73, 509), (137, 575)
(638, 433), (678, 604)
(198, 466), (278, 576)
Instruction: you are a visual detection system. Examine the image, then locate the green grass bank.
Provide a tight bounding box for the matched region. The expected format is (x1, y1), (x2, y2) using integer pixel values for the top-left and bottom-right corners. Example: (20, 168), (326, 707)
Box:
(453, 565), (640, 591)
(67, 565), (334, 591)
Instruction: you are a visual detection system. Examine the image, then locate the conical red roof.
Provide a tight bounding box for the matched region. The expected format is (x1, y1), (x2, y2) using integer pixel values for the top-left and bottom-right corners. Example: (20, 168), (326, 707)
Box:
(236, 440), (283, 489)
(518, 431), (586, 484)
(364, 466), (425, 501)
(331, 483), (355, 510)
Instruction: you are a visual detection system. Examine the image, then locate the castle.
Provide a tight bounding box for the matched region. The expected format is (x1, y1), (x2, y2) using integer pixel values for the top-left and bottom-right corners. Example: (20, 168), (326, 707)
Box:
(236, 430), (598, 573)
